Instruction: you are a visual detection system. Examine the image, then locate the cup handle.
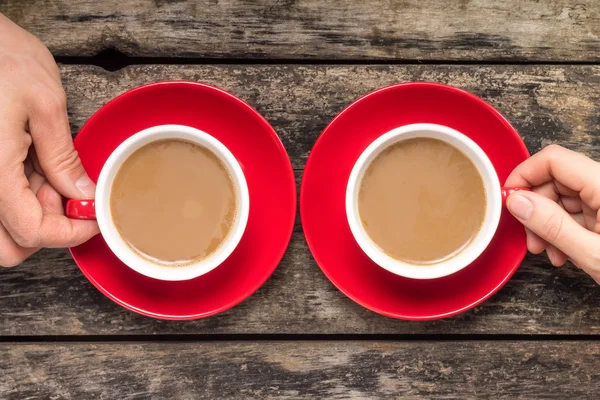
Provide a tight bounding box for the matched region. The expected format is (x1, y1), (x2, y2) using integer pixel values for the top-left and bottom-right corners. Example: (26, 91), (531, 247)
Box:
(66, 200), (97, 220)
(501, 187), (531, 206)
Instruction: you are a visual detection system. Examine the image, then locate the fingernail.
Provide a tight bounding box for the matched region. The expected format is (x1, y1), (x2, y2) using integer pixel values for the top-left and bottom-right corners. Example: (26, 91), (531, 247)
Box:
(507, 194), (533, 220)
(75, 173), (96, 198)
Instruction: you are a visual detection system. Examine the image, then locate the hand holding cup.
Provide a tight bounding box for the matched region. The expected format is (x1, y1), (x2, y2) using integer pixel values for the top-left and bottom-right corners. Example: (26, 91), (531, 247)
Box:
(506, 145), (600, 285)
(0, 14), (98, 267)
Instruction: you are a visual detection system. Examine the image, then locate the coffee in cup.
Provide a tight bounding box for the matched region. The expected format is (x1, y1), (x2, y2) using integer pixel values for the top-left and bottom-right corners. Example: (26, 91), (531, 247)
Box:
(358, 137), (486, 264)
(346, 123), (523, 280)
(67, 124), (250, 281)
(111, 138), (238, 265)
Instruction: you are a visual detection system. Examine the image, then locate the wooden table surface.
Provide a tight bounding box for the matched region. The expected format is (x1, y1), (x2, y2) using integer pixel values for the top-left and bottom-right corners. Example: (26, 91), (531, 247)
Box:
(2, 1), (600, 398)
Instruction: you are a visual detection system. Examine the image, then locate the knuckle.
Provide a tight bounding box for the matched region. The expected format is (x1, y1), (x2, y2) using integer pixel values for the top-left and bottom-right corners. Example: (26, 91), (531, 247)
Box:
(543, 212), (564, 243)
(35, 90), (67, 117)
(56, 87), (68, 107)
(542, 144), (570, 162)
(544, 144), (562, 154)
(47, 149), (82, 177)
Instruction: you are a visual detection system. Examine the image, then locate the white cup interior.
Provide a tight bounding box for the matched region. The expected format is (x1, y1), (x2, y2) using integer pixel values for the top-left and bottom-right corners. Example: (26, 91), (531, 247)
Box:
(346, 123), (501, 280)
(95, 124), (250, 281)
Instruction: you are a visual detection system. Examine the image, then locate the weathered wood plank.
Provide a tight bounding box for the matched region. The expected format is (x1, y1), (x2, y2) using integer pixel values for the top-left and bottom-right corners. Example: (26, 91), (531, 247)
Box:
(1, 0), (600, 61)
(60, 64), (600, 170)
(2, 341), (600, 399)
(3, 233), (600, 335)
(3, 64), (600, 335)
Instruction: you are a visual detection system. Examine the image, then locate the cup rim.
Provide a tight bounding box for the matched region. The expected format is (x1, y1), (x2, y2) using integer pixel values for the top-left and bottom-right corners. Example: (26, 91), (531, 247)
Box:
(345, 123), (501, 280)
(95, 124), (250, 281)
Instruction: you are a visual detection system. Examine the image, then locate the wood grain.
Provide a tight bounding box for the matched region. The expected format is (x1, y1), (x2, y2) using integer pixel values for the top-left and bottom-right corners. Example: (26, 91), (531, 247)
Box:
(2, 341), (600, 399)
(1, 64), (600, 335)
(1, 0), (600, 61)
(59, 64), (600, 170)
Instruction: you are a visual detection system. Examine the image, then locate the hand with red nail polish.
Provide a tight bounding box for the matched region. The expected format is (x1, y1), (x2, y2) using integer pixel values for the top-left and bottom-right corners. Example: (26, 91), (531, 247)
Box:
(505, 144), (600, 285)
(0, 15), (99, 267)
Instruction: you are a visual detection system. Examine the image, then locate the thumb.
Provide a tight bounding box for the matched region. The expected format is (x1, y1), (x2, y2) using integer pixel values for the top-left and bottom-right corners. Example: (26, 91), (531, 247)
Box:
(28, 93), (95, 200)
(506, 191), (599, 265)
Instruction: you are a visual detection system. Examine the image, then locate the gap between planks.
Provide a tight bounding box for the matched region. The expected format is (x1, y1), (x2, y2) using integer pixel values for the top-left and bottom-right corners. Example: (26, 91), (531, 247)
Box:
(54, 49), (600, 73)
(3, 334), (600, 343)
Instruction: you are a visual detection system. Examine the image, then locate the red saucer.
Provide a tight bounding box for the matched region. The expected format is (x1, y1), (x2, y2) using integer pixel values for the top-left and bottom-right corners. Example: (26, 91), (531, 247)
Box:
(301, 82), (529, 320)
(70, 81), (296, 319)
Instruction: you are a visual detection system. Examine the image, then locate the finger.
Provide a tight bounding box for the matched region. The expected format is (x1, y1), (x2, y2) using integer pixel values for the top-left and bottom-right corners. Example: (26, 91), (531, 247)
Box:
(524, 182), (559, 254)
(0, 122), (44, 248)
(37, 214), (99, 248)
(0, 123), (97, 248)
(569, 211), (600, 237)
(546, 245), (568, 267)
(570, 212), (586, 227)
(27, 88), (95, 200)
(526, 227), (548, 254)
(560, 196), (583, 214)
(0, 221), (38, 267)
(532, 180), (578, 217)
(532, 182), (570, 266)
(532, 181), (559, 201)
(36, 182), (100, 247)
(584, 202), (600, 234)
(555, 181), (579, 197)
(37, 182), (65, 215)
(505, 145), (600, 209)
(0, 172), (46, 267)
(506, 191), (600, 267)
